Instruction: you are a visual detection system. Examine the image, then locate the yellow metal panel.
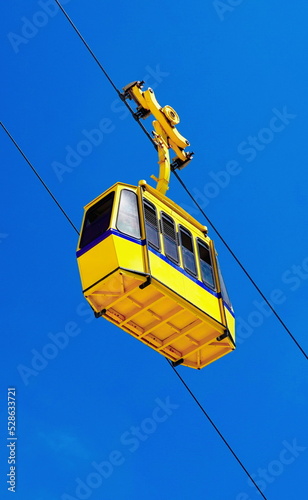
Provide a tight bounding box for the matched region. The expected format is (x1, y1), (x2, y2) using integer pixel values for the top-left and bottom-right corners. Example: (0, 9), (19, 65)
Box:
(77, 236), (118, 292)
(148, 250), (221, 323)
(225, 307), (236, 343)
(183, 274), (222, 323)
(149, 251), (184, 299)
(113, 236), (145, 275)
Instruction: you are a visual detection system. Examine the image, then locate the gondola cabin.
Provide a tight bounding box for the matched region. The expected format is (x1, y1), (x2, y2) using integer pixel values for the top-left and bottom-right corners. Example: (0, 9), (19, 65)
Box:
(76, 180), (235, 369)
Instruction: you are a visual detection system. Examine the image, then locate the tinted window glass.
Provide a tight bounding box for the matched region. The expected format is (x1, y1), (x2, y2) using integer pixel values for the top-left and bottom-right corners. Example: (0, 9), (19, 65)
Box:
(117, 190), (141, 238)
(197, 240), (215, 289)
(144, 200), (160, 250)
(180, 226), (197, 275)
(162, 214), (178, 263)
(80, 192), (114, 249)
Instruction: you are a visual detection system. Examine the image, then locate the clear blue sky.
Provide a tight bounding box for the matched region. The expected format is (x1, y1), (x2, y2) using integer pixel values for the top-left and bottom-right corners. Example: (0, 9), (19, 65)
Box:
(2, 1), (308, 499)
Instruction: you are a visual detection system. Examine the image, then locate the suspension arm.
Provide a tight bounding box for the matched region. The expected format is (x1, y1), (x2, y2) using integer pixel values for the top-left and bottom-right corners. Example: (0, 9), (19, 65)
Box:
(122, 81), (193, 195)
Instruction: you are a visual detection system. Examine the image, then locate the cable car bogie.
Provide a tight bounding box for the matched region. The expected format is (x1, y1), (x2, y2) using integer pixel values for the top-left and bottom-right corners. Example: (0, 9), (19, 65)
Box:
(76, 83), (235, 369)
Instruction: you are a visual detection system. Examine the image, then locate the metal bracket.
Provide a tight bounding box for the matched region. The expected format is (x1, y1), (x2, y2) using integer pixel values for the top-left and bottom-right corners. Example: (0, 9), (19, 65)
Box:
(171, 153), (194, 171)
(171, 358), (184, 367)
(122, 80), (143, 101)
(139, 277), (152, 289)
(216, 330), (230, 342)
(94, 309), (106, 318)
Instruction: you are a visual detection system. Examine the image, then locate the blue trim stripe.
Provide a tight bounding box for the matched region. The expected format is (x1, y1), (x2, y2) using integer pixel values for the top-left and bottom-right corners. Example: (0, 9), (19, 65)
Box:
(76, 229), (145, 257)
(223, 300), (234, 316)
(76, 230), (235, 318)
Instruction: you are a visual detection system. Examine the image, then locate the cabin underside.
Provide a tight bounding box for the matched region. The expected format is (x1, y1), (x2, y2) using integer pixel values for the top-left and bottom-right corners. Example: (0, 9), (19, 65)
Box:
(84, 268), (234, 369)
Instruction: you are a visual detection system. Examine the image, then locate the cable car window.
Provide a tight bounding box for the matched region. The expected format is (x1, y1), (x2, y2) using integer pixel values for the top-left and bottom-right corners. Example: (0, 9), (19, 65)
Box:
(179, 226), (197, 276)
(79, 192), (115, 249)
(161, 213), (179, 263)
(217, 259), (232, 309)
(117, 189), (141, 239)
(197, 239), (215, 289)
(143, 200), (160, 250)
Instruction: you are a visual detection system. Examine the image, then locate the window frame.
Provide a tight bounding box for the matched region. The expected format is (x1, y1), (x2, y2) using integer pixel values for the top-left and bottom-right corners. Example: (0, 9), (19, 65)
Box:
(143, 199), (161, 251)
(160, 212), (179, 264)
(116, 188), (141, 239)
(196, 238), (216, 290)
(179, 225), (197, 277)
(79, 191), (115, 249)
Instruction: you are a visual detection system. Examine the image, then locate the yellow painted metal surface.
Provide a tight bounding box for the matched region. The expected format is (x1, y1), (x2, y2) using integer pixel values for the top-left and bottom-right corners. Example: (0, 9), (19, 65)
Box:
(77, 236), (118, 292)
(114, 236), (144, 275)
(83, 267), (233, 369)
(151, 120), (171, 194)
(224, 307), (235, 345)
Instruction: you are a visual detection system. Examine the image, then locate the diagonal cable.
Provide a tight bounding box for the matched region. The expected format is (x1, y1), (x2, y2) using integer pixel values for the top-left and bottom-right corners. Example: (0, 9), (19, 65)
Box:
(1, 122), (79, 235)
(54, 0), (155, 149)
(168, 360), (268, 500)
(172, 169), (307, 360)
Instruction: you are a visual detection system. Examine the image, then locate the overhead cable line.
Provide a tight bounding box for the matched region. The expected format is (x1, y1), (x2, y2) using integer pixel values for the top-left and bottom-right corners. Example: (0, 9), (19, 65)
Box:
(172, 170), (308, 361)
(1, 122), (79, 235)
(168, 360), (268, 500)
(54, 0), (155, 149)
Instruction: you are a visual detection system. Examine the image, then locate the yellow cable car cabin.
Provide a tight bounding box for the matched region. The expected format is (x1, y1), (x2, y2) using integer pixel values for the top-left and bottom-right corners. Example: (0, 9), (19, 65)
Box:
(76, 82), (235, 369)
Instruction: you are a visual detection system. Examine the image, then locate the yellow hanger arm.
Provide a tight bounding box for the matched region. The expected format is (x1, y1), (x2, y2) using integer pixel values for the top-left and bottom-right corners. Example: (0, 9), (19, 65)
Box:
(122, 81), (193, 193)
(151, 121), (170, 195)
